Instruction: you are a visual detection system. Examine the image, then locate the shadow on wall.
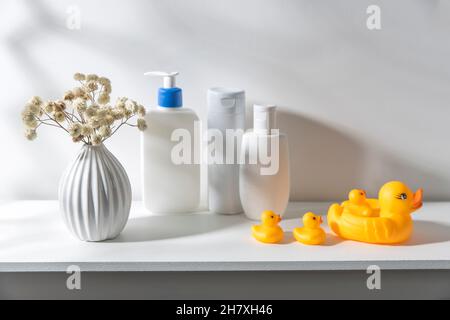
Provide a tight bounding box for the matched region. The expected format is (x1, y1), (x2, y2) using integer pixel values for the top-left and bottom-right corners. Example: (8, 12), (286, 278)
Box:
(277, 109), (367, 201)
(277, 109), (450, 201)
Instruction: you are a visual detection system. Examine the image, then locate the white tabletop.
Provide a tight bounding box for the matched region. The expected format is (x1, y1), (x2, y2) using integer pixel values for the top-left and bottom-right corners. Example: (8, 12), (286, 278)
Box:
(1, 201), (449, 272)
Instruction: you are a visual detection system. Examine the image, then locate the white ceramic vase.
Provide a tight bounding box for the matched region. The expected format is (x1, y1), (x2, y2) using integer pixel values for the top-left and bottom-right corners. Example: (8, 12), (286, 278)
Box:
(59, 144), (132, 242)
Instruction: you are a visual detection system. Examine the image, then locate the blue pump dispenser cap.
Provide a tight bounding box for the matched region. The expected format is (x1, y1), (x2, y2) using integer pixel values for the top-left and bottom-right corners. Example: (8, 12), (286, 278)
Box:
(144, 71), (183, 108)
(159, 88), (183, 108)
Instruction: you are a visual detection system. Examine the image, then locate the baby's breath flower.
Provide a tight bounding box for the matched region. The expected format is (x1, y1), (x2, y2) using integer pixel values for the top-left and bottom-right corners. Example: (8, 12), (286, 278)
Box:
(124, 109), (133, 118)
(91, 134), (102, 146)
(105, 115), (115, 126)
(63, 90), (75, 101)
(25, 129), (37, 141)
(54, 100), (67, 112)
(25, 103), (41, 116)
(126, 100), (139, 113)
(43, 101), (54, 113)
(84, 106), (97, 118)
(98, 126), (112, 138)
(21, 111), (35, 123)
(138, 105), (146, 117)
(69, 123), (82, 138)
(98, 93), (110, 105)
(73, 98), (87, 113)
(73, 87), (86, 98)
(85, 81), (99, 92)
(29, 96), (43, 107)
(103, 83), (112, 94)
(112, 108), (125, 120)
(137, 118), (148, 131)
(96, 109), (108, 118)
(86, 74), (99, 81)
(54, 112), (66, 123)
(88, 117), (102, 129)
(98, 77), (111, 86)
(115, 100), (126, 110)
(72, 136), (84, 143)
(74, 73), (86, 81)
(81, 124), (93, 136)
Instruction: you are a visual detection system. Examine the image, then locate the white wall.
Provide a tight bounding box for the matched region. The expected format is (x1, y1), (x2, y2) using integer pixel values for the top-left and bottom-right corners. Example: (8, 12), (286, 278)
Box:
(1, 0), (450, 202)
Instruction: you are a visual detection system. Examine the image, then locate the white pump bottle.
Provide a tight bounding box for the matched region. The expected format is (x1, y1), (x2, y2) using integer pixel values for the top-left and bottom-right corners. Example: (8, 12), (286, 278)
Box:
(141, 72), (200, 214)
(240, 105), (290, 220)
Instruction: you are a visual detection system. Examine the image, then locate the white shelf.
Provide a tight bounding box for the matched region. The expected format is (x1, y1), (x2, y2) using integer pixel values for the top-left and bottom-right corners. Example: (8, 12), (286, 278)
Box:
(1, 201), (450, 272)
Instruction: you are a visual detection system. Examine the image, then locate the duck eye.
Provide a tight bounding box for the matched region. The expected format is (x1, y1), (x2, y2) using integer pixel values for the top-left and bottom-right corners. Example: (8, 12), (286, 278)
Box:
(396, 193), (408, 200)
(271, 216), (274, 219)
(313, 217), (316, 220)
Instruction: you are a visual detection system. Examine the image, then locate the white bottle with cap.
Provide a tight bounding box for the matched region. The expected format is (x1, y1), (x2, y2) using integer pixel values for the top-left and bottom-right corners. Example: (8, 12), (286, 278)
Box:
(208, 88), (246, 214)
(240, 105), (290, 220)
(141, 72), (200, 213)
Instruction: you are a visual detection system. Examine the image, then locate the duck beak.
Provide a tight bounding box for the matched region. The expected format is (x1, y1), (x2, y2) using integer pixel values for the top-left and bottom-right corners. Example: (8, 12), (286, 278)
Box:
(319, 216), (323, 224)
(412, 189), (423, 211)
(277, 215), (282, 223)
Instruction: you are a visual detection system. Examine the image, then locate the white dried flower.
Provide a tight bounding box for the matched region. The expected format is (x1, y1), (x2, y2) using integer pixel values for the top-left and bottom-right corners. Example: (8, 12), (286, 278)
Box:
(98, 93), (110, 105)
(86, 74), (99, 81)
(112, 108), (125, 120)
(98, 126), (112, 138)
(98, 77), (111, 86)
(126, 100), (139, 113)
(25, 103), (41, 116)
(29, 96), (43, 107)
(103, 83), (112, 94)
(137, 118), (148, 131)
(85, 81), (99, 92)
(84, 106), (97, 118)
(54, 100), (67, 112)
(69, 123), (82, 138)
(91, 134), (102, 146)
(73, 98), (87, 113)
(137, 105), (146, 117)
(63, 90), (75, 101)
(25, 129), (37, 141)
(73, 87), (86, 98)
(124, 109), (133, 118)
(74, 73), (86, 81)
(43, 101), (54, 113)
(81, 124), (93, 136)
(54, 112), (65, 123)
(88, 117), (102, 129)
(104, 115), (115, 126)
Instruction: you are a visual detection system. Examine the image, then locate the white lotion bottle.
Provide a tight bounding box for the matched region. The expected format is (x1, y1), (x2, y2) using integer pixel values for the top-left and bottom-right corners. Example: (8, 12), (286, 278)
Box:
(141, 72), (200, 213)
(240, 105), (290, 221)
(208, 88), (246, 214)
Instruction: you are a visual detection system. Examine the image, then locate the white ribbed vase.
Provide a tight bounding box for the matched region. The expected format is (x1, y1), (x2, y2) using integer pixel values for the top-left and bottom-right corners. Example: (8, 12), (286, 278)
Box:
(59, 144), (132, 242)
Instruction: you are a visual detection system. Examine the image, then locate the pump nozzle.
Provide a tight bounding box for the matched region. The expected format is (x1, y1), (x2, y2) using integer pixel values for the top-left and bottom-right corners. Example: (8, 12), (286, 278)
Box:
(144, 71), (183, 108)
(144, 71), (179, 89)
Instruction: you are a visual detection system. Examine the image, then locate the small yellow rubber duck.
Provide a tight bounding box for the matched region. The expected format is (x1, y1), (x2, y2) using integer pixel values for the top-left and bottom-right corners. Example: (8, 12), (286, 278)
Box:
(252, 211), (284, 244)
(293, 212), (326, 245)
(328, 181), (423, 244)
(343, 189), (376, 217)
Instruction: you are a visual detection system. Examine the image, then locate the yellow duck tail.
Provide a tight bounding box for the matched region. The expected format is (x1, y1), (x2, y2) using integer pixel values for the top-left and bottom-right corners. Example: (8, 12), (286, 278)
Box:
(327, 204), (344, 236)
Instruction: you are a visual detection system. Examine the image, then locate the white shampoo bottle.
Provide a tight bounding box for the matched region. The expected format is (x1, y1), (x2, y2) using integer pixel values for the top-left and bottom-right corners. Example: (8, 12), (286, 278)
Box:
(208, 88), (246, 214)
(240, 105), (290, 220)
(141, 72), (200, 213)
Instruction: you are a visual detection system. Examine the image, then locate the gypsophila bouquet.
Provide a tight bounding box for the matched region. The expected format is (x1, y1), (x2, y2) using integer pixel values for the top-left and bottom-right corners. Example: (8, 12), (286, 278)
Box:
(21, 73), (148, 145)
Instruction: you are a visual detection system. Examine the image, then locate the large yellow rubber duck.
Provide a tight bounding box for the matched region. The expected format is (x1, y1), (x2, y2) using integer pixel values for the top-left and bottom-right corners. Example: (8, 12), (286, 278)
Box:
(252, 211), (284, 244)
(328, 181), (423, 244)
(293, 212), (326, 245)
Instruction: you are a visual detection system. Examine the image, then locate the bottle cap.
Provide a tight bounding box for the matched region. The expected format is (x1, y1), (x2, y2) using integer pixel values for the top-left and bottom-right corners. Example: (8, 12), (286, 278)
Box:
(144, 71), (183, 108)
(254, 105), (277, 133)
(208, 88), (245, 115)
